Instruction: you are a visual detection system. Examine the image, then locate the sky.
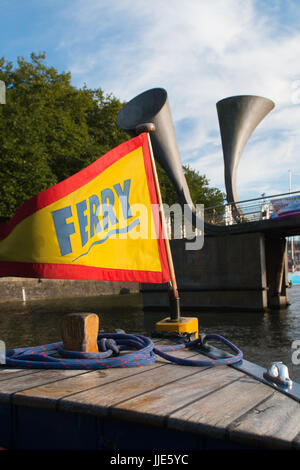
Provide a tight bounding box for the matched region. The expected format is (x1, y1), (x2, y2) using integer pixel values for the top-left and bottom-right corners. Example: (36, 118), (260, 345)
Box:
(1, 0), (300, 202)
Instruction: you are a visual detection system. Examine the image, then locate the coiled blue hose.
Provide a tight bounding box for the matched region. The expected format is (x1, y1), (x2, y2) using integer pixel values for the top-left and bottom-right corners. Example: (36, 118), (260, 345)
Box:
(4, 333), (243, 370)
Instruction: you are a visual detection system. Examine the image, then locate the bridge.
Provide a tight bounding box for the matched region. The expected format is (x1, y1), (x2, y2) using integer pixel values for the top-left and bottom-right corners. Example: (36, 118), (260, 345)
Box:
(143, 208), (296, 312)
(156, 191), (300, 312)
(159, 191), (300, 312)
(203, 190), (300, 237)
(116, 88), (300, 312)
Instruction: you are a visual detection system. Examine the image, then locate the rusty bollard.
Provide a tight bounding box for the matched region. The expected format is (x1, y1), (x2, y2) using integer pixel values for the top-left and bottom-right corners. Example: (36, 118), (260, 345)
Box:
(61, 313), (99, 353)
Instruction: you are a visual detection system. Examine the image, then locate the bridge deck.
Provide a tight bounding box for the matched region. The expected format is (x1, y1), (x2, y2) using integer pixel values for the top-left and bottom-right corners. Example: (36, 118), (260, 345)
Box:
(0, 339), (300, 450)
(205, 214), (300, 237)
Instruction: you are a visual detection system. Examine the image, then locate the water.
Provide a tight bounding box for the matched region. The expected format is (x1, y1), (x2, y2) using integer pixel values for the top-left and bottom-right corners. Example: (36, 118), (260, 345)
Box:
(289, 271), (300, 285)
(0, 288), (300, 382)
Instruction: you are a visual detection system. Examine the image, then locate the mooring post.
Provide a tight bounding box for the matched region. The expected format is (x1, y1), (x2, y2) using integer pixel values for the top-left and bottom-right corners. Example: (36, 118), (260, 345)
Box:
(61, 313), (99, 353)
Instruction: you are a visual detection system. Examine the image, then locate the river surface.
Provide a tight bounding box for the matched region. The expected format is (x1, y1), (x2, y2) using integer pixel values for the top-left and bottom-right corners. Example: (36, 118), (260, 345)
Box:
(1, 287), (300, 382)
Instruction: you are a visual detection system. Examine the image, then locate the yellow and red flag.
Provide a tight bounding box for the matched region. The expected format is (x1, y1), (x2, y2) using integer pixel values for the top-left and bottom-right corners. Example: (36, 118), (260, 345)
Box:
(0, 134), (170, 283)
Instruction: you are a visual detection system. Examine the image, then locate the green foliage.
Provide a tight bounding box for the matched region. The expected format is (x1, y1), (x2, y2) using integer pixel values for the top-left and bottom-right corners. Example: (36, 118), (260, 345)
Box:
(0, 53), (127, 217)
(0, 52), (224, 220)
(157, 163), (225, 212)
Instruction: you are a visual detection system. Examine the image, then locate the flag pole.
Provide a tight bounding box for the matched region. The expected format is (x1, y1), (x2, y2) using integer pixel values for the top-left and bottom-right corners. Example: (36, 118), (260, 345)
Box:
(135, 123), (181, 322)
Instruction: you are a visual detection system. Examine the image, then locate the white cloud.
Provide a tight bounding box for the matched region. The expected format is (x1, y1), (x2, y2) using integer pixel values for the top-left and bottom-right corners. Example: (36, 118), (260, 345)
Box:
(58, 0), (300, 201)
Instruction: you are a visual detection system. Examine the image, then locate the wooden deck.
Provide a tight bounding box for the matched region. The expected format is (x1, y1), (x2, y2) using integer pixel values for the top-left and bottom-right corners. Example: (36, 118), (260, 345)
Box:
(0, 339), (300, 450)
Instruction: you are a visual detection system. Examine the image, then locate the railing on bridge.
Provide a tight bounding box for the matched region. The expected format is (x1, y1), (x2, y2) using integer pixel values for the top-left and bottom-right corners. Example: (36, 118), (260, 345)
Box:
(155, 190), (300, 240)
(204, 190), (300, 226)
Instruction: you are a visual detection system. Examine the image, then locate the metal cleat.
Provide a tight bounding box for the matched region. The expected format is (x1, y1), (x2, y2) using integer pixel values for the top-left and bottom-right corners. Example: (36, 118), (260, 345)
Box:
(263, 361), (293, 389)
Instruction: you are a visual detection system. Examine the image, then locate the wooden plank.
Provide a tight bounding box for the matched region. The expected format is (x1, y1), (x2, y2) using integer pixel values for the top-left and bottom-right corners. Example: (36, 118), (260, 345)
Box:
(111, 365), (243, 425)
(228, 392), (300, 450)
(2, 332), (300, 450)
(151, 338), (170, 344)
(13, 348), (205, 410)
(167, 375), (274, 441)
(0, 370), (91, 404)
(13, 363), (161, 409)
(0, 368), (40, 381)
(58, 356), (213, 417)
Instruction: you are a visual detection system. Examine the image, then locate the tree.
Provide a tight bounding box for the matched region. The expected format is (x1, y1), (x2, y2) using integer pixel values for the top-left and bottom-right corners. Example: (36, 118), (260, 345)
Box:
(0, 53), (127, 217)
(157, 164), (225, 216)
(0, 52), (224, 221)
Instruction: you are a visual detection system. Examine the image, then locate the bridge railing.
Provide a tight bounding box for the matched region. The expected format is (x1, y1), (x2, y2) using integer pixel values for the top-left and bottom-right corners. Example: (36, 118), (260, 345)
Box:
(161, 190), (300, 238)
(204, 190), (300, 225)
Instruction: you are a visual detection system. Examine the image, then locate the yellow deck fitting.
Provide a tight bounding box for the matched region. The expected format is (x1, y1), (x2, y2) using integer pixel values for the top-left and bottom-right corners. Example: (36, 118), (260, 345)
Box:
(155, 317), (199, 339)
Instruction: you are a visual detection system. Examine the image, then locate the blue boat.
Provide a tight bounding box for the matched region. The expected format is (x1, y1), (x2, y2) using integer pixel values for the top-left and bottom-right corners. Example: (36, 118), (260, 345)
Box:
(288, 271), (300, 285)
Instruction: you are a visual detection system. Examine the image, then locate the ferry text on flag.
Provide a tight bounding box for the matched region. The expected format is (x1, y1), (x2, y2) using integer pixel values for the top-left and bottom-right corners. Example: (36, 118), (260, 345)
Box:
(0, 134), (170, 283)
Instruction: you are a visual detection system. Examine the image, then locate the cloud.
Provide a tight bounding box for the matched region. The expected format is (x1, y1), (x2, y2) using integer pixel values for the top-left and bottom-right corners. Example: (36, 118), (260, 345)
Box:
(57, 0), (300, 201)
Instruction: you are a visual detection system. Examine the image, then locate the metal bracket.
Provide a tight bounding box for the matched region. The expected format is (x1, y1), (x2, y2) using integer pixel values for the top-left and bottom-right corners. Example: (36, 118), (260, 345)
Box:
(263, 361), (293, 389)
(195, 342), (300, 402)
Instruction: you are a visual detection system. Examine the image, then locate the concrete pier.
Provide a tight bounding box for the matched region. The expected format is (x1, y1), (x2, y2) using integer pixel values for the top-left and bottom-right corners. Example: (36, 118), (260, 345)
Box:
(0, 277), (139, 303)
(142, 233), (289, 312)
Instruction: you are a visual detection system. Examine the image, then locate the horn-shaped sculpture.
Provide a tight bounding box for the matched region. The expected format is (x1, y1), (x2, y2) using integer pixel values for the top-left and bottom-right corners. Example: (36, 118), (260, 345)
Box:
(116, 88), (220, 234)
(216, 95), (275, 222)
(116, 88), (275, 236)
(117, 88), (195, 210)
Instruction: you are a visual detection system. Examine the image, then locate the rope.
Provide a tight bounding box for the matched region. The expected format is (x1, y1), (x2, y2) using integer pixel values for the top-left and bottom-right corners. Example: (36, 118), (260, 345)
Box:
(4, 333), (243, 370)
(153, 334), (243, 367)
